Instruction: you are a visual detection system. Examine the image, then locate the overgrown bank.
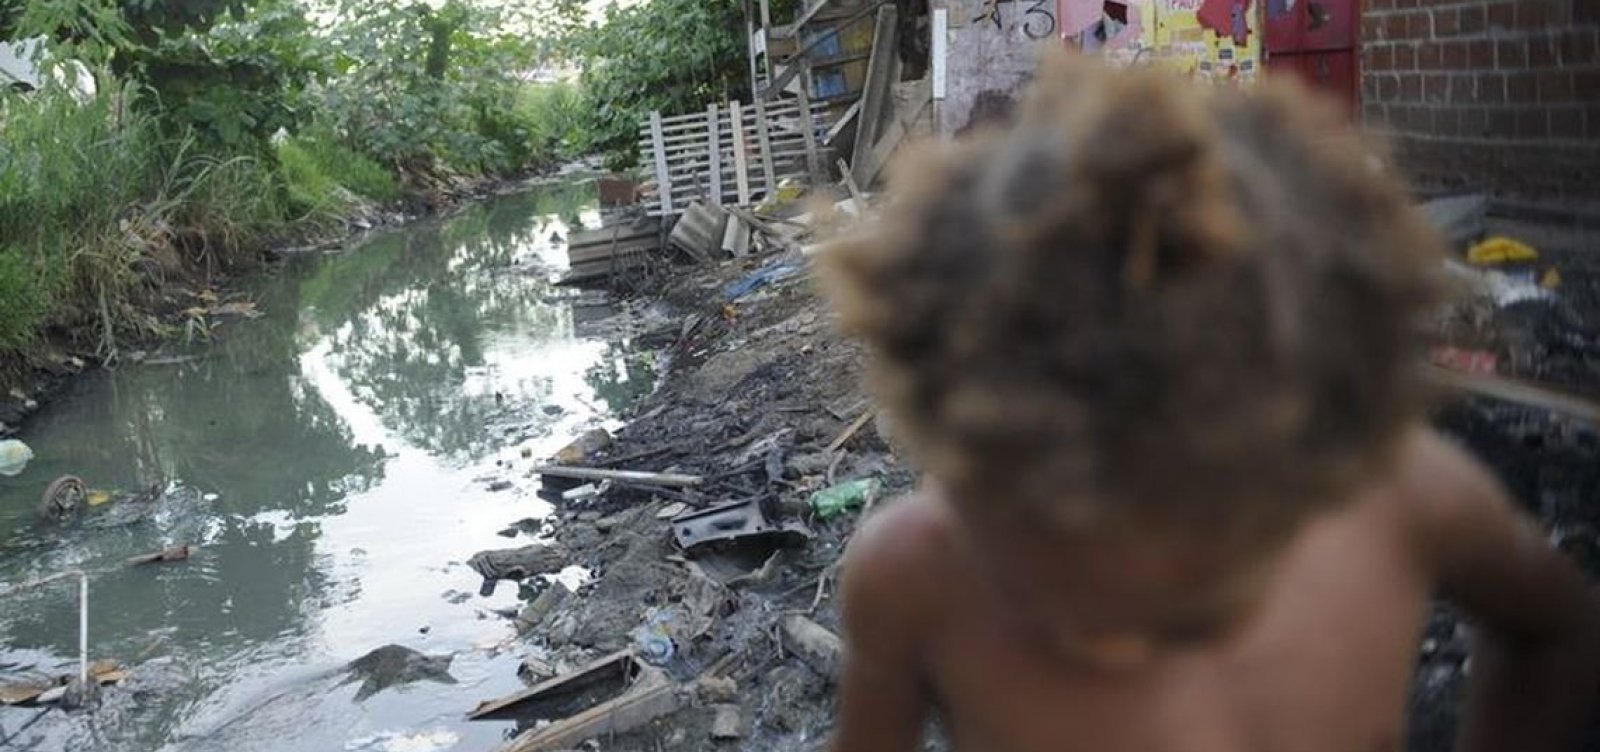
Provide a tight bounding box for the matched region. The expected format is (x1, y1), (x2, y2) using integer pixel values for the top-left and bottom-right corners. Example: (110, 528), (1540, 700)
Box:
(0, 0), (600, 430)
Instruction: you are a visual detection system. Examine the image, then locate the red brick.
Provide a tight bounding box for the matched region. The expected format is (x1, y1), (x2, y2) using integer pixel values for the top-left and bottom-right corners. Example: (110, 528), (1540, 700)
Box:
(1538, 70), (1575, 102)
(1507, 72), (1539, 102)
(1363, 16), (1384, 41)
(1441, 40), (1469, 68)
(1424, 73), (1449, 102)
(1486, 1), (1516, 32)
(1383, 13), (1409, 39)
(1378, 74), (1401, 101)
(1559, 31), (1598, 66)
(1408, 10), (1433, 39)
(1475, 72), (1507, 103)
(1487, 107), (1518, 137)
(1528, 36), (1559, 68)
(1395, 45), (1418, 70)
(1418, 42), (1444, 69)
(1516, 108), (1549, 138)
(1449, 75), (1475, 103)
(1460, 107), (1489, 137)
(1516, 0), (1552, 31)
(1433, 8), (1461, 37)
(1369, 45), (1395, 71)
(1458, 5), (1487, 35)
(1401, 72), (1424, 100)
(1434, 109), (1462, 137)
(1497, 39), (1528, 69)
(1550, 107), (1585, 139)
(1576, 69), (1600, 99)
(1468, 40), (1495, 69)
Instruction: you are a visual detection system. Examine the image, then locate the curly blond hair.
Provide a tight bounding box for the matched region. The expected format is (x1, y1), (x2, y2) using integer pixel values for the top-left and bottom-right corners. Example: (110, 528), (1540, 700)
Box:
(821, 53), (1443, 531)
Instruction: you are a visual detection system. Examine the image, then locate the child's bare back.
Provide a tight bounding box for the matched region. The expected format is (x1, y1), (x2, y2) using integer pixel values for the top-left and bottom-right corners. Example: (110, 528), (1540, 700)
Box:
(838, 430), (1593, 751)
(820, 55), (1599, 752)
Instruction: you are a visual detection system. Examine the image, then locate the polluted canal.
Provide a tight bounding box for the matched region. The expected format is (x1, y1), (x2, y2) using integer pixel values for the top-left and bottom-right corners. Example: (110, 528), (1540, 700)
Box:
(0, 181), (663, 751)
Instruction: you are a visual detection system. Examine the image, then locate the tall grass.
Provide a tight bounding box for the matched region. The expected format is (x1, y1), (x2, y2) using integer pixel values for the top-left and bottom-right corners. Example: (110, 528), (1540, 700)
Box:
(0, 81), (285, 356)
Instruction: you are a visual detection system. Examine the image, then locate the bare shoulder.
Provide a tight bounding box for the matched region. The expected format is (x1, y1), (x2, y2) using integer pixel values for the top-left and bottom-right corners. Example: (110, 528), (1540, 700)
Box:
(840, 489), (958, 635)
(1389, 426), (1513, 558)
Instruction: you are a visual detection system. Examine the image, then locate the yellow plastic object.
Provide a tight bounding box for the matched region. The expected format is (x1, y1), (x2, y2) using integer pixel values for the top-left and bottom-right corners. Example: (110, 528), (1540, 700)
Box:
(1541, 268), (1562, 290)
(86, 490), (112, 507)
(1467, 236), (1539, 265)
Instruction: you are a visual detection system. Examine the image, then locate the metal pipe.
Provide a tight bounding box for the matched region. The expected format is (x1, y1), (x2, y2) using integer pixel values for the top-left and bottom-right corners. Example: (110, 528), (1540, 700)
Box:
(78, 574), (88, 686)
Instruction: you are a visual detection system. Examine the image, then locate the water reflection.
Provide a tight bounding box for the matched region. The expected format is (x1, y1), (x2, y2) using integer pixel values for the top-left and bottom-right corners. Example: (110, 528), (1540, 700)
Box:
(0, 182), (642, 751)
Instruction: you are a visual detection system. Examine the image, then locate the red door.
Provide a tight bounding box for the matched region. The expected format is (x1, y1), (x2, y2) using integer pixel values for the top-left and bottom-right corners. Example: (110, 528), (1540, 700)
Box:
(1265, 0), (1359, 112)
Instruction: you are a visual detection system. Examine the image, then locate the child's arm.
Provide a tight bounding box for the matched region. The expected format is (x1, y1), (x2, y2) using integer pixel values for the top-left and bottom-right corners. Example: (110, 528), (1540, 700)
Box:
(831, 504), (933, 752)
(1408, 432), (1600, 752)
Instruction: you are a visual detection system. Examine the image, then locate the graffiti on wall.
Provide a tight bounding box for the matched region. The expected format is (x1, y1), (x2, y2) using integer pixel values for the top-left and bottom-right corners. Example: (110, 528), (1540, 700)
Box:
(972, 0), (1060, 39)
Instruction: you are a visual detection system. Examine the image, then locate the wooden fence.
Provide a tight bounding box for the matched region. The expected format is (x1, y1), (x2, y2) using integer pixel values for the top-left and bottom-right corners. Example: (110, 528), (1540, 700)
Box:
(639, 96), (828, 217)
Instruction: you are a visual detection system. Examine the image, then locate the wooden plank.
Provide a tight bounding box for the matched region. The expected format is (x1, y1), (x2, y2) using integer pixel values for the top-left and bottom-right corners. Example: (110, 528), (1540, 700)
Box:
(535, 465), (703, 487)
(772, 0), (837, 39)
(850, 4), (898, 189)
(707, 104), (722, 205)
(796, 65), (824, 184)
(497, 683), (684, 752)
(760, 1), (880, 101)
(754, 97), (778, 198)
(472, 650), (638, 720)
(1423, 365), (1600, 423)
(649, 112), (673, 216)
(730, 101), (751, 205)
(932, 8), (948, 100)
(859, 80), (930, 187)
(824, 100), (861, 146)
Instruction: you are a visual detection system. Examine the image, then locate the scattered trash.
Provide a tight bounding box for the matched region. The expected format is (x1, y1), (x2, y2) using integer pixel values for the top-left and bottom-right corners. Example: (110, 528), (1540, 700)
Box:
(1541, 267), (1561, 290)
(537, 465), (702, 489)
(710, 703), (743, 740)
(486, 480), (514, 492)
(127, 545), (192, 566)
(671, 497), (812, 554)
(561, 483), (605, 501)
(809, 478), (882, 519)
(467, 544), (569, 596)
(0, 660), (129, 707)
(779, 615), (842, 681)
(552, 428), (613, 465)
(697, 676), (737, 704)
(629, 607), (681, 664)
(1417, 193), (1487, 249)
(344, 645), (457, 701)
(1467, 236), (1539, 265)
(1428, 346), (1497, 376)
(668, 203), (727, 263)
(513, 581), (571, 635)
(655, 502), (688, 519)
(470, 649), (669, 728)
(38, 475), (87, 522)
(722, 260), (806, 301)
(0, 438), (32, 477)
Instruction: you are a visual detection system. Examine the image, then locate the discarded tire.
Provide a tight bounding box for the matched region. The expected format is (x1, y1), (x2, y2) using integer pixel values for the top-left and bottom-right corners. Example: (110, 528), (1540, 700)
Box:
(38, 475), (87, 522)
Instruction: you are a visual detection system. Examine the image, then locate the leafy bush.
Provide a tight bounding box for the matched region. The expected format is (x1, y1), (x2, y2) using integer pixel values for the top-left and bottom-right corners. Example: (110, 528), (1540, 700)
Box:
(515, 82), (586, 165)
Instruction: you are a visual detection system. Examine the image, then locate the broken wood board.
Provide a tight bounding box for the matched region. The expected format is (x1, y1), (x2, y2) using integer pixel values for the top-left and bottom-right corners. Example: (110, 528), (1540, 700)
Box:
(827, 408), (877, 453)
(533, 466), (704, 488)
(496, 682), (685, 752)
(471, 649), (648, 721)
(1423, 364), (1600, 423)
(667, 203), (726, 263)
(127, 545), (191, 566)
(848, 4), (899, 190)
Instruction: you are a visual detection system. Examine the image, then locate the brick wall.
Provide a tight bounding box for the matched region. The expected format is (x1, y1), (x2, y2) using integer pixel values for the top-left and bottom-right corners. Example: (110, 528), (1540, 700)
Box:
(1360, 0), (1600, 203)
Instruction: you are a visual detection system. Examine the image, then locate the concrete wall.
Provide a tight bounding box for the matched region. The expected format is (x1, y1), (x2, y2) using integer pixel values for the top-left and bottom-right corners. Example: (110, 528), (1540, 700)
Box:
(1360, 0), (1600, 202)
(932, 0), (1057, 136)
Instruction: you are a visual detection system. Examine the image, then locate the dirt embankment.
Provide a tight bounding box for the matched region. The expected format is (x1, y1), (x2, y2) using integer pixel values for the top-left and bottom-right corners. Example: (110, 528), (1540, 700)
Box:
(481, 235), (1600, 751)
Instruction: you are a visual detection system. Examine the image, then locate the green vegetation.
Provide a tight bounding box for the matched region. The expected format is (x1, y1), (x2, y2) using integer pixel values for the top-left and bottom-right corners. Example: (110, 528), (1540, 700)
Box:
(0, 0), (767, 356)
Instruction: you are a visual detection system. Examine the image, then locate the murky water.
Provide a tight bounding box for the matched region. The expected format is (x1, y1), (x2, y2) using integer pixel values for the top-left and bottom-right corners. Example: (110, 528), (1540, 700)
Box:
(0, 182), (656, 751)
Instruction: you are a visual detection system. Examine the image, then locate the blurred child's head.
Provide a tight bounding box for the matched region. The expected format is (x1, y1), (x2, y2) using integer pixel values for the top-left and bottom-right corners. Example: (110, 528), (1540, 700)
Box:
(822, 54), (1443, 646)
